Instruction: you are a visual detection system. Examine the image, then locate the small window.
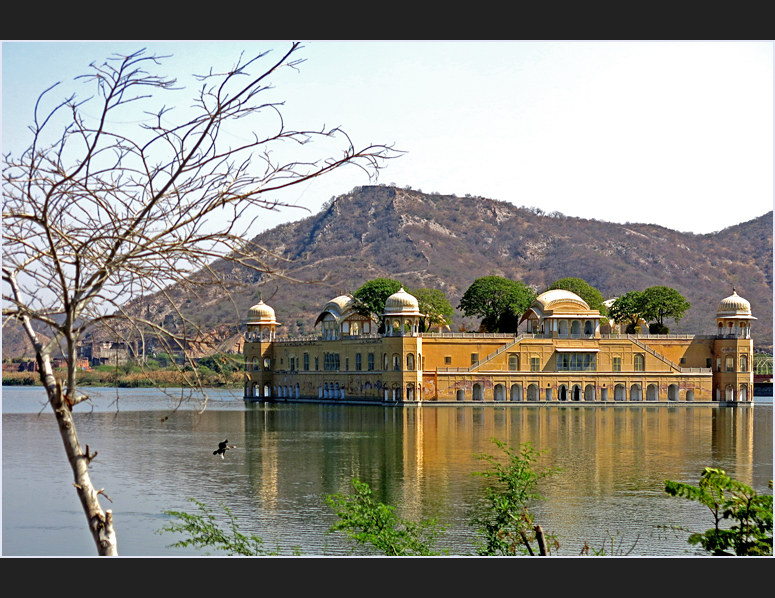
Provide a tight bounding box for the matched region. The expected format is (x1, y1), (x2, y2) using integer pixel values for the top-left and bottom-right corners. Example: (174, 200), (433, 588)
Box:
(530, 357), (540, 372)
(304, 353), (309, 371)
(471, 353), (479, 365)
(345, 357), (349, 371)
(613, 357), (622, 372)
(508, 355), (518, 371)
(726, 356), (734, 373)
(444, 356), (452, 365)
(680, 357), (686, 365)
(315, 356), (319, 371)
(740, 355), (748, 372)
(368, 353), (375, 371)
(634, 354), (645, 372)
(356, 353), (362, 371)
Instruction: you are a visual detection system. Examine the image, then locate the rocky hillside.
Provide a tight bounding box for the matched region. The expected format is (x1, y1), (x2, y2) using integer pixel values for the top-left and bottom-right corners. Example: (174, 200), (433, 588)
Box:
(4, 185), (772, 358)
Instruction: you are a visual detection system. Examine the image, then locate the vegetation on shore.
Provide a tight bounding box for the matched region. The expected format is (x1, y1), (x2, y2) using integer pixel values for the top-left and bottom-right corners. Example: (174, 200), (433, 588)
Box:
(2, 357), (245, 389)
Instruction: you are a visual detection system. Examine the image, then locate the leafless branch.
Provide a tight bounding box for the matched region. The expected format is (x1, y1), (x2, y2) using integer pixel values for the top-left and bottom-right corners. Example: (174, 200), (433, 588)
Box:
(2, 43), (400, 555)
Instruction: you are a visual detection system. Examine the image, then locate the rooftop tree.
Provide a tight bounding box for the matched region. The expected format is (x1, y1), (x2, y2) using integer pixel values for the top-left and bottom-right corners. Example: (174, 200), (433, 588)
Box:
(459, 276), (535, 333)
(411, 287), (454, 332)
(352, 278), (405, 329)
(2, 44), (398, 555)
(608, 291), (646, 333)
(640, 286), (691, 333)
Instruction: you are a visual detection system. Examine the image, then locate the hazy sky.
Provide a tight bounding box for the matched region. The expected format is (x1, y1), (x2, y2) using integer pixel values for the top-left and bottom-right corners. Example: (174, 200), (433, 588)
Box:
(2, 41), (772, 235)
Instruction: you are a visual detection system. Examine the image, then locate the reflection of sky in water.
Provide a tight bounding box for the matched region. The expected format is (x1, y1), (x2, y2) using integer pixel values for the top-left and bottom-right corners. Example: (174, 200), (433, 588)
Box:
(3, 387), (772, 556)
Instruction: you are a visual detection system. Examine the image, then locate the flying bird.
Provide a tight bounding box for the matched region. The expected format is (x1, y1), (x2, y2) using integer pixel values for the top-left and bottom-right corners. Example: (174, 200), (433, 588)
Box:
(213, 439), (236, 459)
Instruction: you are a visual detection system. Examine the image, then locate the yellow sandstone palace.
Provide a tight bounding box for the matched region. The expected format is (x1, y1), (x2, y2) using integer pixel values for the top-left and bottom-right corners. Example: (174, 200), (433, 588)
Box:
(243, 288), (755, 405)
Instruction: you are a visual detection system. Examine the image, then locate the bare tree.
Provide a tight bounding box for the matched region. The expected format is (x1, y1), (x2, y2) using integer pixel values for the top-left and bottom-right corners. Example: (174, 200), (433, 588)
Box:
(2, 43), (399, 555)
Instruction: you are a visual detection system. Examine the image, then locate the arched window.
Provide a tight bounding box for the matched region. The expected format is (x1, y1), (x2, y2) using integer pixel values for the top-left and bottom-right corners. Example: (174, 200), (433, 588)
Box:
(614, 384), (626, 401)
(634, 354), (645, 371)
(473, 383), (484, 401)
(647, 384), (658, 401)
(740, 355), (748, 372)
(584, 384), (595, 401)
(584, 320), (594, 335)
(494, 384), (506, 402)
(630, 384), (642, 401)
(406, 353), (415, 370)
(508, 355), (518, 371)
(571, 321), (582, 335)
(393, 354), (401, 371)
(526, 384), (539, 401)
(726, 356), (735, 372)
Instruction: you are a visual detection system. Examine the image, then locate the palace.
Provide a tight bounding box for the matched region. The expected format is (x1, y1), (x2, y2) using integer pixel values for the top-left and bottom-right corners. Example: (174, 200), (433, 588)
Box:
(243, 288), (755, 405)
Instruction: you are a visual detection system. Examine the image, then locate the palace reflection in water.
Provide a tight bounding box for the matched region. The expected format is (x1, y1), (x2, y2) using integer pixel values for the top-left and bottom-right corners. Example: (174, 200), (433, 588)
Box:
(3, 386), (770, 556)
(239, 402), (770, 555)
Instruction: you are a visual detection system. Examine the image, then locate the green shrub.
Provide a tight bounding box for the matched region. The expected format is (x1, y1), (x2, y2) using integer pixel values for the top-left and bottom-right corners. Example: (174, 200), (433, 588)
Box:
(665, 468), (773, 556)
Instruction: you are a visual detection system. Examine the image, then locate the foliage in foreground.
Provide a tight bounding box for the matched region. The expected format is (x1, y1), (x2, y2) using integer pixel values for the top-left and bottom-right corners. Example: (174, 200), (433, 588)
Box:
(471, 439), (558, 556)
(160, 498), (282, 556)
(665, 468), (773, 556)
(326, 479), (447, 556)
(158, 463), (770, 557)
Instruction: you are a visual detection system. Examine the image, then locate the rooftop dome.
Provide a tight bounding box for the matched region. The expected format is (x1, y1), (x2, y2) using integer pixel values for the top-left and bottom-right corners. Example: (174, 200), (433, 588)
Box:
(323, 295), (354, 315)
(247, 300), (277, 324)
(717, 289), (755, 319)
(534, 289), (590, 312)
(383, 287), (421, 315)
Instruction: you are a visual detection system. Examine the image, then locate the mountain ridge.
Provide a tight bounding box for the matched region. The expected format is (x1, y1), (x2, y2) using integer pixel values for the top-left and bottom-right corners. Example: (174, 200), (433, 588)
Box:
(3, 186), (772, 359)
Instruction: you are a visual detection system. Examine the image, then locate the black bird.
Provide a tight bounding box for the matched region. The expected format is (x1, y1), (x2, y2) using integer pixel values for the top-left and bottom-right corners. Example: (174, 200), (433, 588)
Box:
(213, 439), (236, 459)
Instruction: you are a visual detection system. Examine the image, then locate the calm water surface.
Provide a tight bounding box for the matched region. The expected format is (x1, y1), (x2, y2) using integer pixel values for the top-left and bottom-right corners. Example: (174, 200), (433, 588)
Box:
(2, 386), (772, 556)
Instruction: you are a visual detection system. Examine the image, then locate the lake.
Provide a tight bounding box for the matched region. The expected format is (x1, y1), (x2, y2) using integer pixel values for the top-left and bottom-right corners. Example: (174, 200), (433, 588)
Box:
(2, 386), (772, 556)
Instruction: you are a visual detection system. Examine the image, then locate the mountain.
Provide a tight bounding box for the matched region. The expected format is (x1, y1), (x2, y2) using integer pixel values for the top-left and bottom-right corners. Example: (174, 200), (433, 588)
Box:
(4, 185), (772, 359)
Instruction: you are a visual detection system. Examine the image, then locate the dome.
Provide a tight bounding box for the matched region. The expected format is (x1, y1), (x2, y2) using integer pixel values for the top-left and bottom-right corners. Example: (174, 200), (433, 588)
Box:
(383, 288), (421, 315)
(717, 290), (754, 319)
(247, 300), (277, 324)
(534, 289), (590, 312)
(323, 295), (354, 316)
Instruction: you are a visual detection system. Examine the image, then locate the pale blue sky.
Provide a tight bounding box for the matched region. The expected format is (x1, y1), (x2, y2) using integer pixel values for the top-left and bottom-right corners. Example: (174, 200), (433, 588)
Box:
(2, 41), (772, 235)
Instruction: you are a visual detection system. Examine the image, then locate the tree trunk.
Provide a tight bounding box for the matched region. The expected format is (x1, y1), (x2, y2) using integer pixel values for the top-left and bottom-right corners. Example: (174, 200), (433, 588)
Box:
(40, 355), (118, 555)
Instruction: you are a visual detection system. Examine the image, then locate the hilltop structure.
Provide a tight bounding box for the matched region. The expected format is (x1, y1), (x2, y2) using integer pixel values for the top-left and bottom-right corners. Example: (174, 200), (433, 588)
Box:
(243, 288), (755, 404)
